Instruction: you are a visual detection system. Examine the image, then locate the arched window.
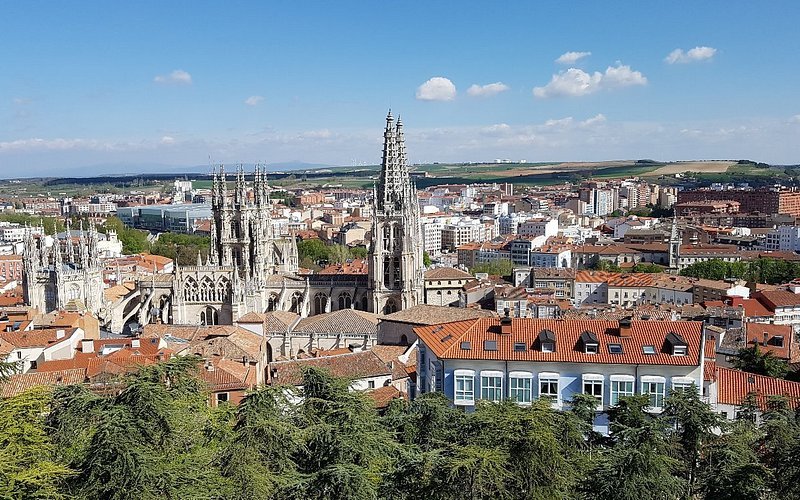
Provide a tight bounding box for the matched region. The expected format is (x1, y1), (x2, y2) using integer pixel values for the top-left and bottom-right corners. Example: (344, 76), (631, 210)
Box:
(383, 256), (391, 285)
(217, 277), (231, 302)
(184, 278), (199, 302)
(290, 292), (303, 314)
(400, 334), (409, 345)
(200, 277), (215, 302)
(67, 283), (81, 301)
(266, 294), (279, 312)
(338, 291), (352, 310)
(392, 257), (401, 287)
(313, 293), (327, 315)
(200, 306), (218, 326)
(384, 298), (398, 315)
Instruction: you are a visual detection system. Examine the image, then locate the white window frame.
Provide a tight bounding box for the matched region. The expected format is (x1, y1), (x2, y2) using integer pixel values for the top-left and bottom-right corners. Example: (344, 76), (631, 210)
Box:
(609, 374), (635, 406)
(671, 376), (695, 393)
(673, 345), (687, 356)
(582, 373), (604, 406)
(480, 370), (504, 402)
(454, 369), (475, 406)
(509, 371), (533, 405)
(538, 372), (560, 406)
(641, 375), (667, 410)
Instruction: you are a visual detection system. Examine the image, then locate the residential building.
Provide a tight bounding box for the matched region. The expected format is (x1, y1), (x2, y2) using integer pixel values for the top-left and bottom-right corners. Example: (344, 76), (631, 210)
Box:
(416, 316), (705, 434)
(424, 267), (474, 307)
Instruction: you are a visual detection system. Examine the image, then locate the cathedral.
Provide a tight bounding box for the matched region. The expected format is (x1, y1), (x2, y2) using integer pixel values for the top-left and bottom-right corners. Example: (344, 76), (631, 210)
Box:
(22, 112), (425, 332)
(23, 220), (105, 315)
(136, 111), (424, 329)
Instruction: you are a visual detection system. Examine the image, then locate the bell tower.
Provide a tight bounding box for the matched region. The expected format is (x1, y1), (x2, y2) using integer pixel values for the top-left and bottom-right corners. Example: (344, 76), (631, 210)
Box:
(368, 111), (424, 314)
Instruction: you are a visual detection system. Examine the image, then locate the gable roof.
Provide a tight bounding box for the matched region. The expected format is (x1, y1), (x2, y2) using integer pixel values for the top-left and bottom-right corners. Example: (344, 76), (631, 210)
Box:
(380, 304), (496, 325)
(0, 327), (78, 349)
(269, 350), (391, 386)
(1, 368), (86, 398)
(716, 366), (800, 408)
(294, 309), (379, 335)
(425, 267), (473, 280)
(415, 318), (703, 366)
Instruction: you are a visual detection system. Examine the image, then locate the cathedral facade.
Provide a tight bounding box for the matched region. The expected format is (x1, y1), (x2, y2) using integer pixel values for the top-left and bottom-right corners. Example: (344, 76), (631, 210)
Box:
(22, 112), (425, 332)
(23, 221), (105, 316)
(137, 111), (424, 329)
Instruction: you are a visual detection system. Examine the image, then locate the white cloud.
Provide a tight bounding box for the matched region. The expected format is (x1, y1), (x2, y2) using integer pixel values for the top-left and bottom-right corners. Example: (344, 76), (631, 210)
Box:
(665, 46), (717, 64)
(580, 114), (607, 127)
(300, 129), (333, 140)
(789, 115), (800, 124)
(533, 64), (646, 98)
(154, 69), (193, 85)
(160, 136), (175, 145)
(544, 117), (574, 128)
(416, 77), (457, 101)
(556, 51), (591, 64)
(480, 123), (511, 136)
(466, 82), (509, 97)
(244, 95), (264, 106)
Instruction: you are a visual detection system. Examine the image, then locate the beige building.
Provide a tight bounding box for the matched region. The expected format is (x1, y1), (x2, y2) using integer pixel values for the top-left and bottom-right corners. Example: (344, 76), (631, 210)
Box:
(424, 267), (473, 307)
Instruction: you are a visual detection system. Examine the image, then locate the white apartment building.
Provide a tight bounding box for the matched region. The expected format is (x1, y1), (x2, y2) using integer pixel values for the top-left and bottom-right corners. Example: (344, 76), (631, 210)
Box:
(0, 223), (43, 243)
(518, 218), (558, 239)
(530, 247), (571, 268)
(416, 317), (705, 435)
(422, 220), (443, 256)
(441, 218), (493, 251)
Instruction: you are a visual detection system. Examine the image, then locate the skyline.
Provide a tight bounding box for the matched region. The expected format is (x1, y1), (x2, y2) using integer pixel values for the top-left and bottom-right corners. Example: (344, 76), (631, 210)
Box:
(2, 1), (800, 176)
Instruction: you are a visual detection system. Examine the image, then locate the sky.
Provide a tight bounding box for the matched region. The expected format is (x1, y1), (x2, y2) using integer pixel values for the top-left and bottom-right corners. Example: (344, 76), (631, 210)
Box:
(2, 1), (800, 177)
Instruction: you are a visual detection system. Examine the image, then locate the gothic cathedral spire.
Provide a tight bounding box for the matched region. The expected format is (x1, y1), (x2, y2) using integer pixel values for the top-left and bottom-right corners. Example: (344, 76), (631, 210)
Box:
(368, 111), (424, 315)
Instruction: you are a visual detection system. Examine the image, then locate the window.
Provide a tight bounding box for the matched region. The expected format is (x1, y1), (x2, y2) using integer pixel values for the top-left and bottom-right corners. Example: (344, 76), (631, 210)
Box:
(585, 344), (598, 354)
(539, 372), (559, 404)
(216, 392), (229, 404)
(368, 380), (375, 389)
(671, 377), (694, 393)
(608, 344), (623, 354)
(582, 374), (604, 405)
(454, 370), (475, 405)
(610, 375), (635, 405)
(481, 371), (503, 402)
(460, 341), (471, 350)
(641, 376), (666, 410)
(484, 340), (497, 351)
(542, 341), (555, 353)
(673, 345), (687, 356)
(509, 372), (532, 404)
(513, 342), (527, 352)
(642, 345), (656, 355)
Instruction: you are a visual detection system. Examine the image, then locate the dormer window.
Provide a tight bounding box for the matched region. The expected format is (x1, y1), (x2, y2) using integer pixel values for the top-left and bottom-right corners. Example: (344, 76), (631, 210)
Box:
(608, 344), (623, 354)
(538, 329), (556, 353)
(666, 332), (688, 356)
(580, 330), (599, 354)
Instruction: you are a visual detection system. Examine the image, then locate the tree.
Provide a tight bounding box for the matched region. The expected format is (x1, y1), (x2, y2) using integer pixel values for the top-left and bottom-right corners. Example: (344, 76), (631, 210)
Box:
(698, 420), (769, 500)
(664, 387), (720, 496)
(298, 239), (330, 265)
(733, 345), (789, 378)
(423, 251), (432, 267)
(591, 260), (622, 272)
(0, 387), (74, 499)
(632, 262), (663, 273)
(470, 259), (513, 277)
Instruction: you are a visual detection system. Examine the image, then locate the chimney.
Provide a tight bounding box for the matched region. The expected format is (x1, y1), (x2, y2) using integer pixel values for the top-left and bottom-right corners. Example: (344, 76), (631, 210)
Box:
(131, 339), (140, 348)
(81, 339), (94, 353)
(205, 360), (214, 371)
(56, 329), (65, 339)
(763, 332), (769, 346)
(348, 343), (363, 353)
(500, 307), (513, 334)
(619, 317), (633, 338)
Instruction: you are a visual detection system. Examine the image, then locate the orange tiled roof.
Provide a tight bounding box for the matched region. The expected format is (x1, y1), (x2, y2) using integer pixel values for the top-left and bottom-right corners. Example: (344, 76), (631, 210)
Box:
(415, 318), (703, 366)
(758, 290), (800, 309)
(367, 385), (407, 409)
(0, 328), (78, 349)
(269, 350), (391, 386)
(574, 270), (617, 284)
(716, 366), (800, 408)
(318, 258), (368, 275)
(1, 368), (86, 398)
(744, 323), (791, 359)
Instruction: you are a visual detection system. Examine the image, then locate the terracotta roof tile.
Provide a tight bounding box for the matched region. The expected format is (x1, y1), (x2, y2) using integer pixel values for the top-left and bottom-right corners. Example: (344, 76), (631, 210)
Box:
(294, 309), (379, 335)
(367, 385), (407, 409)
(1, 368), (86, 398)
(716, 366), (800, 408)
(0, 327), (78, 348)
(425, 267), (474, 280)
(415, 318), (703, 366)
(758, 290), (800, 309)
(269, 350), (391, 386)
(381, 304), (496, 325)
(744, 323), (791, 359)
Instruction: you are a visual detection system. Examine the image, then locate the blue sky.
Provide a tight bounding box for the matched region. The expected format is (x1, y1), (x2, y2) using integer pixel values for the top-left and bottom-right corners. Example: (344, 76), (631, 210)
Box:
(2, 1), (799, 176)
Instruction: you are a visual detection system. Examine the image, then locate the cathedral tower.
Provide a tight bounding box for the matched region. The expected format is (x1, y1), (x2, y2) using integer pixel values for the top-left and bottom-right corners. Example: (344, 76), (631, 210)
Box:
(368, 111), (424, 314)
